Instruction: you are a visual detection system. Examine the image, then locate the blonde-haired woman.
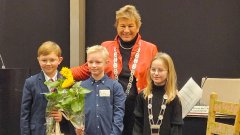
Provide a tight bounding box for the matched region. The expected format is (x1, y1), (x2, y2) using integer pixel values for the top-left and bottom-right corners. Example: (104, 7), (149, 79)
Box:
(71, 5), (158, 135)
(133, 52), (183, 135)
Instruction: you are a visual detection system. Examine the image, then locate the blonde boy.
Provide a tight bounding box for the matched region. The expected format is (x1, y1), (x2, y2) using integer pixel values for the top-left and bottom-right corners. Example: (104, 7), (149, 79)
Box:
(76, 45), (125, 135)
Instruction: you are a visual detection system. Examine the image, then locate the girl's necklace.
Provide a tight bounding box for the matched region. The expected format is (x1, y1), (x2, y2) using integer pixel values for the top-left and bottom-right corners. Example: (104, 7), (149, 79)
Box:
(148, 93), (168, 135)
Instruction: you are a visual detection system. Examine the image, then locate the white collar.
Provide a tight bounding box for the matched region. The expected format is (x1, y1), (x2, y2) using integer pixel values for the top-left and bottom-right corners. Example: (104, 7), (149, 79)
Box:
(43, 71), (58, 81)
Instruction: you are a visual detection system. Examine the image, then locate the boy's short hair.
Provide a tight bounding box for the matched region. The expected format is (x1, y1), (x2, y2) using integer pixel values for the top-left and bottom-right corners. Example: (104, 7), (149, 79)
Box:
(37, 41), (62, 57)
(86, 45), (109, 60)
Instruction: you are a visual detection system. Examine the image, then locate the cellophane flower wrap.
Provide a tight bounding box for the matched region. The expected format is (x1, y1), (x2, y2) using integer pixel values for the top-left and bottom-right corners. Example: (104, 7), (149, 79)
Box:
(44, 67), (91, 135)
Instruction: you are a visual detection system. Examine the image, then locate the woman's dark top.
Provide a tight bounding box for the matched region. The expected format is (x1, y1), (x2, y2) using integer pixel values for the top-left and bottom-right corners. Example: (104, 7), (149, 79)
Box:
(119, 35), (138, 135)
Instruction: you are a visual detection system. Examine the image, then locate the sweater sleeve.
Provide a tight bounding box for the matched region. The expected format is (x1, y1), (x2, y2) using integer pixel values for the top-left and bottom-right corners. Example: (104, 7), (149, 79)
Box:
(71, 63), (90, 81)
(170, 95), (183, 135)
(111, 81), (126, 135)
(170, 125), (182, 135)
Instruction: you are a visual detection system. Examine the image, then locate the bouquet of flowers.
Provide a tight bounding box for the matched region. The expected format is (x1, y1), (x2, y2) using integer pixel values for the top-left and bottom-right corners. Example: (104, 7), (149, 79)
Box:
(44, 67), (91, 135)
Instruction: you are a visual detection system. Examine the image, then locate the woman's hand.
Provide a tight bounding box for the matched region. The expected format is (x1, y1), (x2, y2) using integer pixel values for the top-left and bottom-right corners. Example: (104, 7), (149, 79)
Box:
(50, 110), (62, 122)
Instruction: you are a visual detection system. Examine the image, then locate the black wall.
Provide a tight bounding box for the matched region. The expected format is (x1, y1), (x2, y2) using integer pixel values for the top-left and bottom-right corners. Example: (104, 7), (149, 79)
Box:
(0, 1), (69, 134)
(0, 0), (70, 75)
(86, 1), (240, 88)
(1, 1), (239, 88)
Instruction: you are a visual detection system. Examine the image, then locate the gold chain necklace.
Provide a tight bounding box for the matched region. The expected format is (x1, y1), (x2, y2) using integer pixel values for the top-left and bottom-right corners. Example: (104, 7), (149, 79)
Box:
(148, 93), (168, 135)
(119, 41), (134, 50)
(113, 41), (141, 95)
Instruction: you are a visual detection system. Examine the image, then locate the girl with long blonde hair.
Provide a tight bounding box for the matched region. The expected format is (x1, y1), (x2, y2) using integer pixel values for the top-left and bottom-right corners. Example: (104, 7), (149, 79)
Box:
(133, 52), (183, 135)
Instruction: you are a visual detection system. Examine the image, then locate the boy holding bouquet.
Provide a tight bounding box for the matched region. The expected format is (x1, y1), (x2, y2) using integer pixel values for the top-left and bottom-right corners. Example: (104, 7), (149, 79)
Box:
(20, 41), (72, 135)
(76, 45), (125, 135)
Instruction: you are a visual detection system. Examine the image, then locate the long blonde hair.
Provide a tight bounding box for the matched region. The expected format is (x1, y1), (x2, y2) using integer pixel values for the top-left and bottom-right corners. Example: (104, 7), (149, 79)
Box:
(144, 52), (178, 103)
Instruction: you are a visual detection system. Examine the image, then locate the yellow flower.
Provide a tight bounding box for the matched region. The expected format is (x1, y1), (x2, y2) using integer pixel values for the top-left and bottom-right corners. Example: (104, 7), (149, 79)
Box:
(62, 78), (74, 88)
(60, 67), (72, 79)
(60, 67), (75, 88)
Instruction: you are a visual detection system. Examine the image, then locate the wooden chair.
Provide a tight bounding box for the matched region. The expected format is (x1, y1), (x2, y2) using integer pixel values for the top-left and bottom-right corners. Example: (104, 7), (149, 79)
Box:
(206, 92), (240, 135)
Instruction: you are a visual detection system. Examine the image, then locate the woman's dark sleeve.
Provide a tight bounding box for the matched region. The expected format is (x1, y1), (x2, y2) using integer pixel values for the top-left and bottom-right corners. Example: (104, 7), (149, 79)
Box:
(132, 92), (144, 135)
(170, 95), (184, 135)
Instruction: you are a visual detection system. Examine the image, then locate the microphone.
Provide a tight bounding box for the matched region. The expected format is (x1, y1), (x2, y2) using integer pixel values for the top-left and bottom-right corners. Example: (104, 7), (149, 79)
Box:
(0, 54), (6, 69)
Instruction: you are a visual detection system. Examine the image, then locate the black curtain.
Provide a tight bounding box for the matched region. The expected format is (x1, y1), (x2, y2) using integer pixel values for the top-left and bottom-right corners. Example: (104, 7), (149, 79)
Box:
(86, 0), (240, 88)
(0, 0), (70, 75)
(0, 1), (70, 134)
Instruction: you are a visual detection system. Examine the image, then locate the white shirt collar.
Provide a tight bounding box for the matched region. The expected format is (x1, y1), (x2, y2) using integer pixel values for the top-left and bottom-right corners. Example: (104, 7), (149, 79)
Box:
(43, 71), (58, 82)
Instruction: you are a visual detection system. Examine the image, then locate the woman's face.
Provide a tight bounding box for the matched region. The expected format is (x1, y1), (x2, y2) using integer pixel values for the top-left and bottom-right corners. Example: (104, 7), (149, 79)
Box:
(116, 18), (140, 42)
(150, 59), (168, 86)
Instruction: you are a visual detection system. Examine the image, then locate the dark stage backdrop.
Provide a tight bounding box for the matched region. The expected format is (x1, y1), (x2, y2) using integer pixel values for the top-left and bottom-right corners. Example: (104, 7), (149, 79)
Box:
(85, 0), (240, 88)
(0, 1), (69, 135)
(0, 0), (70, 75)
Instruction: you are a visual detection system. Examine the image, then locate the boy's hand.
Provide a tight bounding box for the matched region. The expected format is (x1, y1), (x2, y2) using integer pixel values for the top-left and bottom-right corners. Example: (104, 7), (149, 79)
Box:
(50, 110), (62, 122)
(75, 127), (84, 135)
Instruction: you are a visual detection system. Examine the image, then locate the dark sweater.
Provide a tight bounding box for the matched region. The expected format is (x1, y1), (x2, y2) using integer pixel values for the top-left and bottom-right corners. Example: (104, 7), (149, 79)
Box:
(133, 84), (183, 135)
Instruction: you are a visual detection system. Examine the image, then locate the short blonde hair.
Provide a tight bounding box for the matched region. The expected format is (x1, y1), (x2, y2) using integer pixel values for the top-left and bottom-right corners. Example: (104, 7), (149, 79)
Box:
(114, 5), (142, 28)
(37, 41), (62, 57)
(86, 45), (109, 60)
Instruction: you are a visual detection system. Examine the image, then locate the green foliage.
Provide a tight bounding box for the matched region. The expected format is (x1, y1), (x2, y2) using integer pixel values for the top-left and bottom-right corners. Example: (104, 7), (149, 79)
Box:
(44, 67), (90, 133)
(44, 81), (91, 114)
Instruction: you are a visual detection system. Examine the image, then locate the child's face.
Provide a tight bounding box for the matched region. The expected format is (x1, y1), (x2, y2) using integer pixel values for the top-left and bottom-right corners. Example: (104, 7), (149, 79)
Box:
(150, 59), (168, 86)
(37, 52), (63, 77)
(87, 52), (108, 79)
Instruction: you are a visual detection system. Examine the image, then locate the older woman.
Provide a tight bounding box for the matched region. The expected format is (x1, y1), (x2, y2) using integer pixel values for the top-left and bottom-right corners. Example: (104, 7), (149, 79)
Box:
(71, 5), (158, 135)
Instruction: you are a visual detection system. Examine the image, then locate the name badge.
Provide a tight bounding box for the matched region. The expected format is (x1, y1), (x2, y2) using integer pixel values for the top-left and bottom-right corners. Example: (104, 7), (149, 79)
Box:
(99, 89), (110, 97)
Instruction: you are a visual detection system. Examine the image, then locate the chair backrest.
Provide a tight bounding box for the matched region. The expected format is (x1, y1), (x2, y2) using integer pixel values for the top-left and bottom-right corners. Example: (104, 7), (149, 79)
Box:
(206, 92), (240, 135)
